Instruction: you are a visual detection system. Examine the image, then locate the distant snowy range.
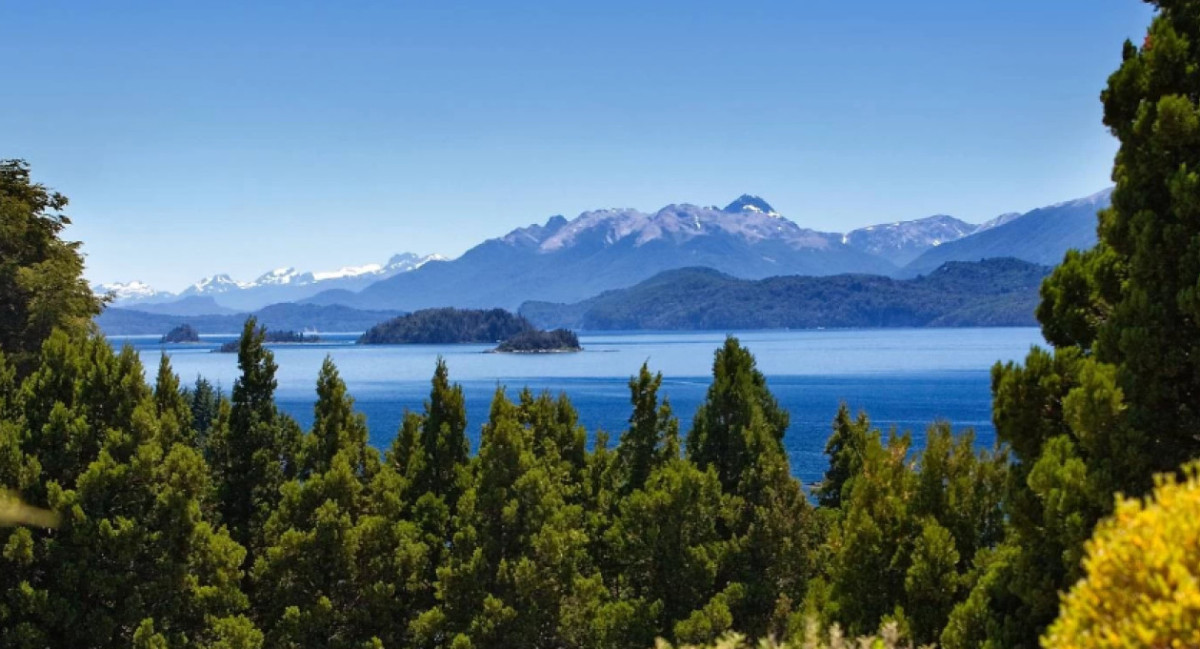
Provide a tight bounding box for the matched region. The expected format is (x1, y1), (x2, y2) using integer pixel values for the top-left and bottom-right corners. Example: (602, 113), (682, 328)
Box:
(93, 189), (1112, 333)
(95, 253), (446, 313)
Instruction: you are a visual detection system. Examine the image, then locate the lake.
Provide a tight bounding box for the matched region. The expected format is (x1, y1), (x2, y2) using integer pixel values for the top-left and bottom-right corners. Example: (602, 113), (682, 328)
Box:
(112, 328), (1046, 484)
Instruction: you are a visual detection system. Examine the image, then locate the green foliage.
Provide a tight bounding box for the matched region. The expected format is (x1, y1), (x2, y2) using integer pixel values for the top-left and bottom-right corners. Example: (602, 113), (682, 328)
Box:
(687, 337), (788, 493)
(614, 363), (681, 494)
(1043, 463), (1200, 649)
(493, 328), (581, 353)
(811, 413), (1006, 646)
(0, 160), (104, 376)
(941, 5), (1200, 646)
(815, 405), (870, 509)
(0, 334), (254, 648)
(209, 317), (301, 556)
(359, 308), (533, 345)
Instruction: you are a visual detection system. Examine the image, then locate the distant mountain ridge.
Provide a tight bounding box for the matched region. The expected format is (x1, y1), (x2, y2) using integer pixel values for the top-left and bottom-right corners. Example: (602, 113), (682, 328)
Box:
(901, 188), (1112, 277)
(96, 188), (1112, 315)
(520, 258), (1050, 331)
(843, 214), (977, 266)
(319, 196), (904, 311)
(94, 252), (444, 313)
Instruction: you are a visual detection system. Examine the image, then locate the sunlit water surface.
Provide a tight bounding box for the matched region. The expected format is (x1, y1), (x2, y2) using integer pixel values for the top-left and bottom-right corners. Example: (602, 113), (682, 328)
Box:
(112, 328), (1046, 484)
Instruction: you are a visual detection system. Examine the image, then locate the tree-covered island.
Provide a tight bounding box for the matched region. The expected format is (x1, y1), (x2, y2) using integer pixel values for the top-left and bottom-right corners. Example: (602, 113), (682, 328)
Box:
(216, 328), (319, 352)
(492, 327), (581, 353)
(159, 323), (201, 343)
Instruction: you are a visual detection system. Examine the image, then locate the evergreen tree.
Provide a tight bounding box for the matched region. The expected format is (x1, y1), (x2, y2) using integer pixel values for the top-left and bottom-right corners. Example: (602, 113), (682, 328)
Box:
(405, 357), (469, 507)
(254, 357), (426, 649)
(686, 337), (789, 493)
(187, 375), (221, 443)
(815, 404), (871, 509)
(0, 160), (104, 376)
(154, 354), (195, 448)
(0, 332), (257, 649)
(683, 337), (812, 640)
(210, 317), (301, 557)
(613, 363), (680, 494)
(942, 5), (1200, 646)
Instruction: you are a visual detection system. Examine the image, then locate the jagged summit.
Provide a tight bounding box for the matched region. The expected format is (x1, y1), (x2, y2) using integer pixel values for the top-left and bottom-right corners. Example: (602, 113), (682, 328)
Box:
(722, 194), (778, 216)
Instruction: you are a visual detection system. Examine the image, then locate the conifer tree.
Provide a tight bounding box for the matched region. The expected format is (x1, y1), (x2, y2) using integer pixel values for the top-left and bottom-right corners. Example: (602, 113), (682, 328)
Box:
(211, 317), (301, 556)
(614, 363), (680, 494)
(0, 160), (104, 376)
(683, 337), (811, 640)
(687, 337), (789, 493)
(946, 5), (1200, 645)
(254, 357), (426, 649)
(154, 354), (195, 448)
(815, 404), (871, 509)
(0, 333), (257, 649)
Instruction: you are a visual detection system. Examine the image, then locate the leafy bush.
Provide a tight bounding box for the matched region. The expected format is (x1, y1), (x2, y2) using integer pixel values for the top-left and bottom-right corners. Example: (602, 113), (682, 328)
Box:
(1042, 463), (1200, 649)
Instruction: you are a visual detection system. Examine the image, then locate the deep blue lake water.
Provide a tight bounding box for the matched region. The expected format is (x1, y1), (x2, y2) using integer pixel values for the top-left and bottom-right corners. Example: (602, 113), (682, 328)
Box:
(112, 329), (1046, 484)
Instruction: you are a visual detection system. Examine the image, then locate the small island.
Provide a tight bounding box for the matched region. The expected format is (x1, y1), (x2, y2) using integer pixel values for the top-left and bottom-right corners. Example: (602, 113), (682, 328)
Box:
(493, 328), (582, 353)
(160, 323), (201, 343)
(358, 307), (534, 344)
(217, 329), (320, 353)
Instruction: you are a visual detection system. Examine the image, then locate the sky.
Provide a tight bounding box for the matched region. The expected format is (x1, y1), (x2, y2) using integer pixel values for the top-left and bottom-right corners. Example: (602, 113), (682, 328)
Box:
(2, 0), (1155, 292)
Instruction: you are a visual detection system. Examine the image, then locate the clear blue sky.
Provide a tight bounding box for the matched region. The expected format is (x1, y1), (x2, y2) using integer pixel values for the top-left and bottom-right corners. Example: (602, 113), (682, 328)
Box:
(2, 1), (1154, 291)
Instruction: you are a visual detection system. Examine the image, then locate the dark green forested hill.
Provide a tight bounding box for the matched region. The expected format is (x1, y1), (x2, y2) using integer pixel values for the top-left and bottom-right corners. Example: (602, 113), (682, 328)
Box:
(358, 307), (534, 344)
(520, 258), (1049, 330)
(493, 328), (581, 352)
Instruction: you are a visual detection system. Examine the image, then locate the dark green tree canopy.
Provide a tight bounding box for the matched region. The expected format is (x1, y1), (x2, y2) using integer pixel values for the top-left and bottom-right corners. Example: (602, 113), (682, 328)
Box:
(0, 160), (103, 375)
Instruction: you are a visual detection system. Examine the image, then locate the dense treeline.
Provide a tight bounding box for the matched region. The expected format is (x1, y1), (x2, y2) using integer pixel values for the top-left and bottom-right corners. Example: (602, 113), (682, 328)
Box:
(358, 307), (534, 345)
(519, 259), (1047, 331)
(493, 328), (581, 353)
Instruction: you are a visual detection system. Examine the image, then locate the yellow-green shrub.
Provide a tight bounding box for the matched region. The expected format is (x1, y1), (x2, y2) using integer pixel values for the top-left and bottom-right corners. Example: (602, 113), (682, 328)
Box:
(1043, 463), (1200, 648)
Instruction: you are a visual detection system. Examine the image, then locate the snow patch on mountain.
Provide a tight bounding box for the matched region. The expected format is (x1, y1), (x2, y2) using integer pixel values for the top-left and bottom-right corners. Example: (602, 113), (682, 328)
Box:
(182, 274), (251, 296)
(91, 280), (162, 301)
(511, 199), (834, 254)
(844, 214), (977, 266)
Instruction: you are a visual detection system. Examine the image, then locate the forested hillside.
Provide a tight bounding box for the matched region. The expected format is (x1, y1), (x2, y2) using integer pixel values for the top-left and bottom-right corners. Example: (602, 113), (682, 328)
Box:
(521, 258), (1047, 330)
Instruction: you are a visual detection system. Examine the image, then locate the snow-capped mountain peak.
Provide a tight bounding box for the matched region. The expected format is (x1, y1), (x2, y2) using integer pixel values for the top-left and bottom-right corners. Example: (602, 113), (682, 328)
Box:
(254, 267), (302, 286)
(723, 195), (780, 217)
(100, 252), (446, 310)
(973, 212), (1022, 234)
(385, 252), (446, 272)
(183, 274), (250, 296)
(843, 214), (977, 266)
(312, 263), (384, 282)
(91, 280), (162, 301)
(502, 197), (833, 255)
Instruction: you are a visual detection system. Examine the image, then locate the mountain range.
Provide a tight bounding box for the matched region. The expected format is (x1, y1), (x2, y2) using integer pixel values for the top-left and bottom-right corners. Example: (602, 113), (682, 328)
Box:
(93, 252), (444, 312)
(95, 189), (1110, 316)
